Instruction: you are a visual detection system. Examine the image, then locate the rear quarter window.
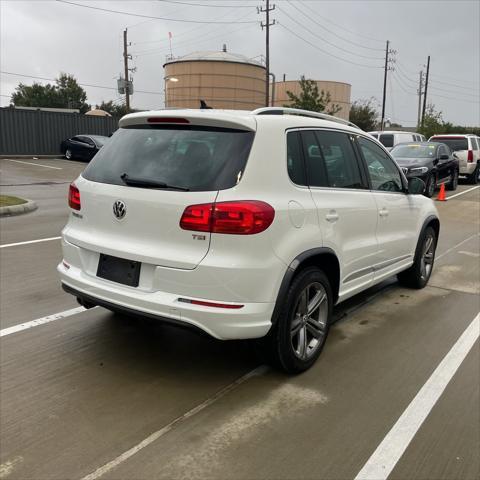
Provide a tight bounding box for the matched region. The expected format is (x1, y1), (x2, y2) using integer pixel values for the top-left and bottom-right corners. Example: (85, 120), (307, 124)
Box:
(430, 137), (468, 152)
(82, 125), (255, 192)
(379, 134), (394, 148)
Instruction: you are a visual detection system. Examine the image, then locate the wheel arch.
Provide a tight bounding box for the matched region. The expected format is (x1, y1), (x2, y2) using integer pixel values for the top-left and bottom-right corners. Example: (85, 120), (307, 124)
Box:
(423, 214), (440, 240)
(271, 248), (340, 325)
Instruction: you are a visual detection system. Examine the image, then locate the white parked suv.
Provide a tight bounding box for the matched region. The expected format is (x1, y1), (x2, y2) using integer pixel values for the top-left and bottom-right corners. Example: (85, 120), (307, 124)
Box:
(58, 108), (440, 373)
(428, 134), (480, 184)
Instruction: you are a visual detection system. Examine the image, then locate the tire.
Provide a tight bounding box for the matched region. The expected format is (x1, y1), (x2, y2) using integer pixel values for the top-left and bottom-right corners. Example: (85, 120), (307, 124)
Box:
(65, 149), (73, 160)
(446, 169), (458, 191)
(467, 164), (479, 184)
(424, 173), (436, 198)
(261, 267), (333, 374)
(397, 226), (437, 289)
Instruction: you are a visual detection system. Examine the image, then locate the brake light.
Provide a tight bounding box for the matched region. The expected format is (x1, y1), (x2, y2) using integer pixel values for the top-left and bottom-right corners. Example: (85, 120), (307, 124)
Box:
(68, 183), (81, 210)
(467, 150), (473, 162)
(180, 201), (275, 235)
(147, 117), (189, 124)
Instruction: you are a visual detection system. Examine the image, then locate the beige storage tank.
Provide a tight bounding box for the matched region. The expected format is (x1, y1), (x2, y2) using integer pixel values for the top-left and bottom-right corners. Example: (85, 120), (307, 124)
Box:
(272, 80), (352, 120)
(163, 50), (266, 110)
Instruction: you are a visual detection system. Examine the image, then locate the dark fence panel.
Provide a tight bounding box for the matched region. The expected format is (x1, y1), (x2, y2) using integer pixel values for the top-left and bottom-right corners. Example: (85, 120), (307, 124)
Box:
(0, 108), (120, 155)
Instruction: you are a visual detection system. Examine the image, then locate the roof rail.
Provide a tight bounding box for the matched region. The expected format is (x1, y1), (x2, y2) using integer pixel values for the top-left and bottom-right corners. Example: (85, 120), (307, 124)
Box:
(252, 107), (361, 130)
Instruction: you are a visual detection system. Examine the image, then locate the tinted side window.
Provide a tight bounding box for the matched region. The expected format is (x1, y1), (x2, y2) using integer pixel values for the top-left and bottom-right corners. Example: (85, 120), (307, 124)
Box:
(358, 136), (403, 192)
(301, 130), (327, 187)
(286, 131), (306, 185)
(314, 131), (364, 189)
(438, 145), (447, 157)
(379, 134), (394, 148)
(471, 137), (479, 150)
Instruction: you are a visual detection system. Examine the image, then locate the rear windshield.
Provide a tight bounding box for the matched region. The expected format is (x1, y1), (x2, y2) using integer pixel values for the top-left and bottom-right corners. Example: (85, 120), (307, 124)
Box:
(391, 144), (437, 158)
(430, 137), (468, 151)
(82, 125), (254, 191)
(378, 134), (394, 148)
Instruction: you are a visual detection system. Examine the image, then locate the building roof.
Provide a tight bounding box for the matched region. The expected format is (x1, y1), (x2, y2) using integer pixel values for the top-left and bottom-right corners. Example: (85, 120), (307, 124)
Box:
(164, 51), (265, 68)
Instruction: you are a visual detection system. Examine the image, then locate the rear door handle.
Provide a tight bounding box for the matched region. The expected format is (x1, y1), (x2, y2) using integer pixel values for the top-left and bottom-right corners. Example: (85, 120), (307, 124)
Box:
(379, 208), (389, 217)
(325, 211), (339, 222)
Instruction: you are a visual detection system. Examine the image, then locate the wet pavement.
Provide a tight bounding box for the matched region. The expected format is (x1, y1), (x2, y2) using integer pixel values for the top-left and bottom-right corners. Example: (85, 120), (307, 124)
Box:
(0, 157), (479, 480)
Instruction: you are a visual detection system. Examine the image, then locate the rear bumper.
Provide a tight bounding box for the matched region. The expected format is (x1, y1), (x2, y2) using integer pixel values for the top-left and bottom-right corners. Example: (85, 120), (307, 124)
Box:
(58, 261), (274, 340)
(460, 161), (477, 176)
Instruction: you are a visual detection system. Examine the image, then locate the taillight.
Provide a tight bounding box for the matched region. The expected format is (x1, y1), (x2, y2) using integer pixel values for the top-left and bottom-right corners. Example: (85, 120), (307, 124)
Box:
(180, 203), (212, 232)
(180, 201), (275, 235)
(68, 183), (81, 210)
(467, 150), (474, 162)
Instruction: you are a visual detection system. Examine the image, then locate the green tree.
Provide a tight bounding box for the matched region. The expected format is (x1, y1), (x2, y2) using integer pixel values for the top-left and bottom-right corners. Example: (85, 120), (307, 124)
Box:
(11, 73), (90, 113)
(418, 103), (444, 139)
(96, 100), (129, 117)
(55, 73), (89, 113)
(11, 82), (59, 108)
(349, 98), (378, 131)
(285, 76), (341, 115)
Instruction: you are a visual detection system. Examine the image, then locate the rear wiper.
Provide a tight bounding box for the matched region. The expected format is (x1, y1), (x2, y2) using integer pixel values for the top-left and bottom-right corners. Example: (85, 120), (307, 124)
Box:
(120, 173), (189, 191)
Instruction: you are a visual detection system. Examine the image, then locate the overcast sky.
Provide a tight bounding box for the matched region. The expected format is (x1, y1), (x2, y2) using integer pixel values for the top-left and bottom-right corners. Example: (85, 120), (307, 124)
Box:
(1, 0), (479, 126)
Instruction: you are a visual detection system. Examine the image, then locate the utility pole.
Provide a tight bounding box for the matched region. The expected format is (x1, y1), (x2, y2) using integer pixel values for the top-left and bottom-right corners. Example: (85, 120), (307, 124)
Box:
(123, 28), (131, 112)
(259, 0), (275, 107)
(380, 40), (389, 130)
(421, 55), (430, 128)
(417, 70), (424, 129)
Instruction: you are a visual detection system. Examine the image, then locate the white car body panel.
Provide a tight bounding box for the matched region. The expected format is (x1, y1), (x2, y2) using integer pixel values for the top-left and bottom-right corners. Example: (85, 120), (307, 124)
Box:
(59, 109), (439, 340)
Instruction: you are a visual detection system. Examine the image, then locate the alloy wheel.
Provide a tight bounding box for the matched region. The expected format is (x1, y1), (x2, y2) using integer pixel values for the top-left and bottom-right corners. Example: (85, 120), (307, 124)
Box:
(65, 149), (72, 159)
(290, 282), (328, 360)
(420, 234), (435, 280)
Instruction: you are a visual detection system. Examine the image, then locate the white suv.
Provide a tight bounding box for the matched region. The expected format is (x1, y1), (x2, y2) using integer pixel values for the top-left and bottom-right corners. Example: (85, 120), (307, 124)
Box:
(428, 134), (480, 184)
(58, 108), (440, 373)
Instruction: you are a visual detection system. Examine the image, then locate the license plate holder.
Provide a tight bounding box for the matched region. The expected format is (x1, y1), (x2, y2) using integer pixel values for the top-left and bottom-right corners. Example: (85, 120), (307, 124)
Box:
(97, 254), (141, 287)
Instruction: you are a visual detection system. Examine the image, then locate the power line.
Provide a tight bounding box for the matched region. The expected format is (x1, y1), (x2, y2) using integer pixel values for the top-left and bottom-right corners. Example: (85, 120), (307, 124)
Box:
(133, 24), (256, 57)
(131, 9), (255, 55)
(278, 6), (383, 61)
(287, 0), (384, 52)
(278, 23), (383, 69)
(157, 0), (252, 7)
(428, 92), (480, 104)
(55, 0), (258, 24)
(299, 0), (384, 44)
(0, 71), (163, 95)
(391, 74), (417, 96)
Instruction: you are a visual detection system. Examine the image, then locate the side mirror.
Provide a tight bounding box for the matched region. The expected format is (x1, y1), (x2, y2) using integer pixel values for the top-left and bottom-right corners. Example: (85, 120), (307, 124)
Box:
(453, 152), (458, 159)
(408, 177), (425, 195)
(440, 154), (449, 160)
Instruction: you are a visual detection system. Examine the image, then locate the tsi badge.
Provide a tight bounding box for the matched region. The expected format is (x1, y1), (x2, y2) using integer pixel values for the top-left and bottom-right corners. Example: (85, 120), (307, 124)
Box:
(113, 200), (127, 220)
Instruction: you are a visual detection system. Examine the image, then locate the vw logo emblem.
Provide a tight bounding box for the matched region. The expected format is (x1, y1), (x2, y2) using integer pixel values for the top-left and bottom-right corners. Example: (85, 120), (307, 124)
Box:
(113, 200), (126, 220)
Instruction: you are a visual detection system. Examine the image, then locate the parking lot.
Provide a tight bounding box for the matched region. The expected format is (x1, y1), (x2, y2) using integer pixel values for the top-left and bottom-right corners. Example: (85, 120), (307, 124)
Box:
(0, 156), (479, 480)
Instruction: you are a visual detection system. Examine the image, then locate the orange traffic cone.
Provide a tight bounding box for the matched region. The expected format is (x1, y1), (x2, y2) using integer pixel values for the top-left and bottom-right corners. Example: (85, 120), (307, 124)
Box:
(437, 183), (446, 201)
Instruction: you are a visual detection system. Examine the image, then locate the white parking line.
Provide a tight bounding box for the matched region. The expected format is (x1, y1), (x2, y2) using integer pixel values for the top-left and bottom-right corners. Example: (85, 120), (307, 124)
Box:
(436, 233), (480, 260)
(0, 236), (61, 249)
(0, 306), (87, 337)
(80, 364), (269, 480)
(355, 312), (480, 480)
(5, 159), (62, 170)
(447, 185), (479, 200)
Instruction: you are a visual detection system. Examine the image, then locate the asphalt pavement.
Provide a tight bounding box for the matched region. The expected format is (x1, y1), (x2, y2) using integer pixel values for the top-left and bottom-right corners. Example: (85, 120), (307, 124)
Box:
(0, 157), (479, 480)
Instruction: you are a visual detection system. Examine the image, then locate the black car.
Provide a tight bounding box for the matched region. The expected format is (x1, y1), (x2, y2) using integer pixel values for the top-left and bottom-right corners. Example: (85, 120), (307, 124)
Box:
(61, 135), (109, 161)
(391, 142), (459, 197)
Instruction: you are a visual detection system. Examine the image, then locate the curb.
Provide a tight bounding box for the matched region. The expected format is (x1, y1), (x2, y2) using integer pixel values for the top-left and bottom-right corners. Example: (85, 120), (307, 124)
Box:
(0, 200), (38, 217)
